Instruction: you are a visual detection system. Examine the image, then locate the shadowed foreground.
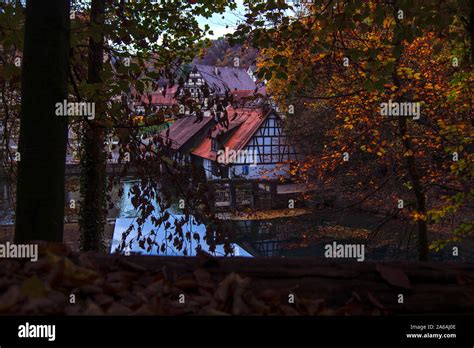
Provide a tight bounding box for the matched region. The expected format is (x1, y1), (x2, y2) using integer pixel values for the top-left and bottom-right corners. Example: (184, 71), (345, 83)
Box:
(0, 243), (473, 315)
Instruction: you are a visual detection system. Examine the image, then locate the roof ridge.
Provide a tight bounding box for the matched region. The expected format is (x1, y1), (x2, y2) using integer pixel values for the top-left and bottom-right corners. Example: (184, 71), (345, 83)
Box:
(194, 63), (247, 71)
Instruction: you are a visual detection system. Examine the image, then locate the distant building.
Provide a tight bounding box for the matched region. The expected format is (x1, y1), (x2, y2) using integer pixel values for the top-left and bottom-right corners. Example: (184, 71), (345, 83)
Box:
(138, 64), (299, 188)
(148, 65), (304, 211)
(184, 64), (257, 101)
(131, 84), (178, 116)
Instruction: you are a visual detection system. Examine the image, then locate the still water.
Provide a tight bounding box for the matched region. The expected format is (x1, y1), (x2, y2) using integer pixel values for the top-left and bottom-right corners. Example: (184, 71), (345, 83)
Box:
(0, 176), (421, 259)
(0, 176), (312, 257)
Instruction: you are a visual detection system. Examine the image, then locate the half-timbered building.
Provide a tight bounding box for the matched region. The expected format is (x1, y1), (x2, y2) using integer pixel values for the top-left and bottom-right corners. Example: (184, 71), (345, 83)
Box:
(159, 116), (215, 165)
(184, 64), (257, 101)
(192, 106), (298, 180)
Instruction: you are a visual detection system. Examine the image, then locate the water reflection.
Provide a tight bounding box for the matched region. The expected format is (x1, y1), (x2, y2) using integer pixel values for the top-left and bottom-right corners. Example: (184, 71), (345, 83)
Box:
(0, 175), (314, 258)
(86, 178), (314, 258)
(111, 216), (253, 257)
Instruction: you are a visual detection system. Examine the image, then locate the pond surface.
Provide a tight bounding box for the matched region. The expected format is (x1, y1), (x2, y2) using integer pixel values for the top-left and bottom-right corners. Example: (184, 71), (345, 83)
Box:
(1, 174), (446, 260)
(0, 176), (312, 257)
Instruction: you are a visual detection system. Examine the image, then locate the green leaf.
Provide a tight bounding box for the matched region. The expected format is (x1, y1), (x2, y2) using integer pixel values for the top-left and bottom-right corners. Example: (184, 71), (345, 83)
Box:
(276, 71), (288, 80)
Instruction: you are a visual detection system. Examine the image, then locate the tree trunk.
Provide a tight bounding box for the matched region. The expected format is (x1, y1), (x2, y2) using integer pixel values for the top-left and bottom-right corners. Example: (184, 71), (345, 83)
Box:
(397, 117), (429, 261)
(391, 4), (428, 261)
(14, 0), (70, 243)
(79, 0), (107, 251)
(470, 1), (474, 64)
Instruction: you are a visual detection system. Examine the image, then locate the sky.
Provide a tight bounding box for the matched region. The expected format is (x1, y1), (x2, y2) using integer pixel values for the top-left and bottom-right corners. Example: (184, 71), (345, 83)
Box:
(197, 0), (246, 39)
(197, 0), (299, 39)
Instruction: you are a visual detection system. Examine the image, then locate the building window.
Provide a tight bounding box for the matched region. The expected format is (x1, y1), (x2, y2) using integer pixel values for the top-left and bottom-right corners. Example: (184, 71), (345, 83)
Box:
(236, 184), (253, 206)
(216, 189), (230, 202)
(215, 185), (231, 207)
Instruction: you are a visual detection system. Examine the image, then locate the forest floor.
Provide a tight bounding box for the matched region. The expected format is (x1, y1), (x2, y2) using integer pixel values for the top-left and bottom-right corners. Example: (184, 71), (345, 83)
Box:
(0, 243), (473, 315)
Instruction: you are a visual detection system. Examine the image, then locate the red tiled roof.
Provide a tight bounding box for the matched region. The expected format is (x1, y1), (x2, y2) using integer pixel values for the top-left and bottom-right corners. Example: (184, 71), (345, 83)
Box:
(134, 86), (178, 106)
(210, 117), (243, 138)
(160, 116), (214, 150)
(231, 89), (256, 100)
(192, 107), (269, 161)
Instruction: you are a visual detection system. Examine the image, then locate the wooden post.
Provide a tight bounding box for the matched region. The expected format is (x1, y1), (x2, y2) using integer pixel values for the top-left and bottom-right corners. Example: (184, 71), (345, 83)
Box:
(270, 181), (278, 209)
(229, 179), (237, 209)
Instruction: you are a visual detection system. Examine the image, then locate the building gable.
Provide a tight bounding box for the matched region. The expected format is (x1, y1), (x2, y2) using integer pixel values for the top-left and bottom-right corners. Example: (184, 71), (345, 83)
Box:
(185, 65), (256, 99)
(242, 113), (298, 164)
